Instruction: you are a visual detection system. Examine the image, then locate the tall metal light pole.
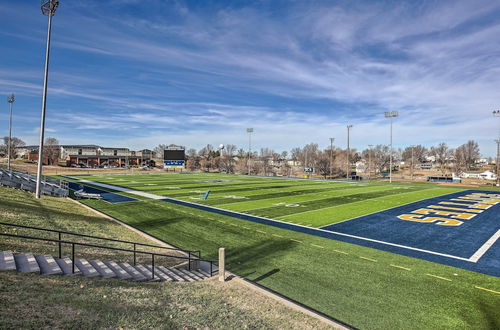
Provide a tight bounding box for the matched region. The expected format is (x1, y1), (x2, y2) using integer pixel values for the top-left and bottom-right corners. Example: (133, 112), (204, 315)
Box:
(7, 94), (15, 171)
(493, 110), (500, 186)
(329, 138), (335, 179)
(247, 128), (253, 175)
(36, 0), (59, 199)
(346, 125), (353, 180)
(368, 144), (373, 180)
(384, 111), (399, 183)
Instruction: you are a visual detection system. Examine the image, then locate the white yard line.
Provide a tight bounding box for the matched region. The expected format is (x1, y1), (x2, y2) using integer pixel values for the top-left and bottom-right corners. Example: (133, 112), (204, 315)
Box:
(241, 185), (398, 213)
(469, 229), (500, 262)
(318, 188), (462, 228)
(276, 187), (436, 219)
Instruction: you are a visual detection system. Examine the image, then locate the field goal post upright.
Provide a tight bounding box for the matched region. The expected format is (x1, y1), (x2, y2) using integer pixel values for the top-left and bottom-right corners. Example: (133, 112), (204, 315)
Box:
(163, 145), (185, 172)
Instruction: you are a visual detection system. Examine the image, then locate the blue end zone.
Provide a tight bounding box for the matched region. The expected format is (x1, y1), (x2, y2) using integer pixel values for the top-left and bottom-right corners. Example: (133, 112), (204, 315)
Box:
(66, 181), (138, 204)
(158, 190), (499, 277)
(321, 190), (499, 277)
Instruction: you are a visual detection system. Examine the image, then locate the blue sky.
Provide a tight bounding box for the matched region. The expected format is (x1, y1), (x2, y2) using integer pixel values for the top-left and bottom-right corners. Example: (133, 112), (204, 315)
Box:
(0, 0), (499, 156)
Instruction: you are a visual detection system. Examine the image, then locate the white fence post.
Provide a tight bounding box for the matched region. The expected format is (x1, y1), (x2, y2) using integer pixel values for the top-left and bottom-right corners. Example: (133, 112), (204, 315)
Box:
(218, 248), (225, 282)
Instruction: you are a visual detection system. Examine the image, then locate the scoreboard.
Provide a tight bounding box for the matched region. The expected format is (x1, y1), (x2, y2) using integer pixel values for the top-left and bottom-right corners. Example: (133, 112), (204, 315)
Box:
(164, 147), (185, 169)
(164, 149), (185, 161)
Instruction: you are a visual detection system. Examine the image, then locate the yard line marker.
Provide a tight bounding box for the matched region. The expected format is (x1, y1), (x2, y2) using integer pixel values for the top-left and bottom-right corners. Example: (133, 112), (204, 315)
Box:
(230, 223), (238, 227)
(359, 256), (377, 262)
(474, 286), (500, 295)
(256, 230), (267, 234)
(290, 239), (302, 243)
(426, 274), (452, 281)
(272, 234), (283, 238)
(311, 244), (324, 249)
(332, 249), (348, 255)
(242, 226), (251, 230)
(390, 264), (411, 271)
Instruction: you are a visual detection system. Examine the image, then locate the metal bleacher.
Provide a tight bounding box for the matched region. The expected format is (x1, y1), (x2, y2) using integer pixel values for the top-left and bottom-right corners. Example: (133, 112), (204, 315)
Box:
(0, 168), (68, 197)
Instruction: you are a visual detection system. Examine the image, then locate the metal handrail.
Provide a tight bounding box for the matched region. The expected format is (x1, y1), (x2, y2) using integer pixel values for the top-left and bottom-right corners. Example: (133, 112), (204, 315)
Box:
(0, 221), (201, 257)
(0, 232), (216, 278)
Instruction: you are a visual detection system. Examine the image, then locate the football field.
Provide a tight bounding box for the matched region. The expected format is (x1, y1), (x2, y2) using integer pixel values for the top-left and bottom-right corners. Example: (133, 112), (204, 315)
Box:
(62, 172), (500, 329)
(80, 173), (463, 227)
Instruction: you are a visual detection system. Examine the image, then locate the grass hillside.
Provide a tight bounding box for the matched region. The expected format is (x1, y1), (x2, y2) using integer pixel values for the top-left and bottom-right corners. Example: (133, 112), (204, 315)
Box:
(0, 185), (331, 329)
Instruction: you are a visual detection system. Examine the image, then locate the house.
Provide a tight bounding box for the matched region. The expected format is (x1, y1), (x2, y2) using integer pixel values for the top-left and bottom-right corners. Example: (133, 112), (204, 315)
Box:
(461, 170), (497, 180)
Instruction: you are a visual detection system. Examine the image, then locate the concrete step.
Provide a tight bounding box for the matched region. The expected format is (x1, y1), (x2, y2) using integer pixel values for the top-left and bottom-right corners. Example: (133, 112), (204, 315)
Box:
(13, 253), (40, 273)
(198, 269), (211, 278)
(168, 267), (195, 282)
(103, 261), (132, 280)
(0, 251), (16, 271)
(89, 260), (116, 278)
(35, 255), (63, 275)
(74, 258), (100, 277)
(134, 264), (160, 282)
(177, 268), (203, 281)
(55, 257), (82, 276)
(157, 266), (185, 282)
(118, 262), (148, 282)
(144, 265), (173, 282)
(191, 270), (209, 279)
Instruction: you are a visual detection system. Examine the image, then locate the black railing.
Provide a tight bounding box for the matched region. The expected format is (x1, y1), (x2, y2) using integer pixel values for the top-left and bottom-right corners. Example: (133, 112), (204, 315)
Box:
(0, 222), (216, 279)
(0, 221), (201, 258)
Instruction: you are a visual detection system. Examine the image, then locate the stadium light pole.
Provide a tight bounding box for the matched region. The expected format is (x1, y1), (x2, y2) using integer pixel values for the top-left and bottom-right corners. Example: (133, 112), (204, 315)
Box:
(368, 144), (373, 180)
(329, 138), (335, 179)
(247, 128), (253, 175)
(493, 110), (500, 186)
(384, 111), (399, 183)
(346, 125), (353, 180)
(35, 0), (59, 199)
(7, 94), (15, 171)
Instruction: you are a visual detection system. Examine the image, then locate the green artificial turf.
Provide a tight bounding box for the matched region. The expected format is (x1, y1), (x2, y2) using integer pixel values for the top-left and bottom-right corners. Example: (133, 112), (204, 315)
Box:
(63, 173), (500, 330)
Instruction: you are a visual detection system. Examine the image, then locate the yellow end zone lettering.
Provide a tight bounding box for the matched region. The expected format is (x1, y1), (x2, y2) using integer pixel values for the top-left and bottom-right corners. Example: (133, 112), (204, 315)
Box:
(398, 214), (463, 226)
(413, 208), (477, 220)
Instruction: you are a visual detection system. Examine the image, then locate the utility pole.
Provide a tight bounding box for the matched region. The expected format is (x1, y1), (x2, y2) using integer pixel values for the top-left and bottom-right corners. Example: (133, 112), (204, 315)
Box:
(410, 145), (415, 182)
(36, 0), (59, 198)
(329, 138), (335, 179)
(7, 94), (15, 171)
(368, 144), (373, 180)
(494, 110), (500, 186)
(346, 125), (353, 180)
(384, 111), (399, 183)
(247, 128), (253, 175)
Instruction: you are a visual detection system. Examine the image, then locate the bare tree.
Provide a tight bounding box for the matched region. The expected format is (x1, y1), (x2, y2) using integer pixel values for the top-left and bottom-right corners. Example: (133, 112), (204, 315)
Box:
(153, 144), (168, 159)
(461, 140), (480, 170)
(430, 142), (453, 175)
(454, 145), (467, 176)
(402, 145), (427, 164)
(2, 136), (25, 159)
(44, 137), (60, 165)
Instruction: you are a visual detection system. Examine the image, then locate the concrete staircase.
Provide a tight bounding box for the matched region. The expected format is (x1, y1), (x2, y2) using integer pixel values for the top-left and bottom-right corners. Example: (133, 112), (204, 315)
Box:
(0, 251), (212, 282)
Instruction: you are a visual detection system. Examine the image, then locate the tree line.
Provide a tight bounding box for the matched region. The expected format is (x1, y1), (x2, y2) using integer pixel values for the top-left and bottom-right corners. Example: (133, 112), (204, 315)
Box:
(153, 140), (484, 177)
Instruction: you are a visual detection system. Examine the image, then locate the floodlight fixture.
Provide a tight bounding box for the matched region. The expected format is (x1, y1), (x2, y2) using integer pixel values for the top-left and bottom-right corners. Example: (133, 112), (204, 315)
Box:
(36, 0), (59, 199)
(7, 94), (15, 171)
(41, 0), (59, 16)
(384, 111), (399, 183)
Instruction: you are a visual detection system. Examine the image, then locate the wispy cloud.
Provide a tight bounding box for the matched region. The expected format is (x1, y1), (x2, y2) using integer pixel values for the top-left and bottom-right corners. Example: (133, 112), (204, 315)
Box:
(1, 0), (499, 156)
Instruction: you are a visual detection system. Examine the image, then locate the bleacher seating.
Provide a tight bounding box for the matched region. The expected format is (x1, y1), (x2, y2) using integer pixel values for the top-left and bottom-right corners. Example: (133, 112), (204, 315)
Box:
(0, 168), (68, 197)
